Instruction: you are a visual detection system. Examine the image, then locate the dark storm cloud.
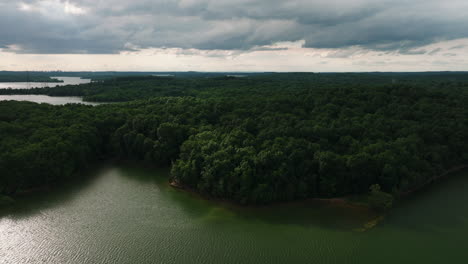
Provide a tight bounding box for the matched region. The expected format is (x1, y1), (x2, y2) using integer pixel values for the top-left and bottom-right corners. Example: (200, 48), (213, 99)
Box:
(0, 1), (125, 53)
(1, 0), (468, 54)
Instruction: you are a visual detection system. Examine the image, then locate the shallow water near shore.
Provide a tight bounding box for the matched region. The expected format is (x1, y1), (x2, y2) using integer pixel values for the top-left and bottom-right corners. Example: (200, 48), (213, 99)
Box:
(1, 165), (468, 264)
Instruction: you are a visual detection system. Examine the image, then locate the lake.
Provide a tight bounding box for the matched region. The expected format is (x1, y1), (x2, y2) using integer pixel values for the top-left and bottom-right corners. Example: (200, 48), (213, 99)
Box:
(0, 77), (91, 89)
(1, 165), (467, 264)
(0, 95), (100, 105)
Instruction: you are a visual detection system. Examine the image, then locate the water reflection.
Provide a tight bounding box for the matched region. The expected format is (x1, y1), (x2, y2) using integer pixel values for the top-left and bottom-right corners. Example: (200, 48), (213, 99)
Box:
(381, 170), (468, 231)
(1, 165), (468, 264)
(0, 167), (105, 219)
(118, 165), (378, 230)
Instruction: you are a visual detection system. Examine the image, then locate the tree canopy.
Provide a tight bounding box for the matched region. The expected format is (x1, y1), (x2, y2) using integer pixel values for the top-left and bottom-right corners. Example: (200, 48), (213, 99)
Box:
(1, 72), (467, 204)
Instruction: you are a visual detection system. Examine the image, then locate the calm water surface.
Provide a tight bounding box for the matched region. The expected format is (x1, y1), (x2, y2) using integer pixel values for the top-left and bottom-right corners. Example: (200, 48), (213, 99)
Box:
(0, 77), (95, 105)
(0, 77), (91, 89)
(1, 166), (467, 264)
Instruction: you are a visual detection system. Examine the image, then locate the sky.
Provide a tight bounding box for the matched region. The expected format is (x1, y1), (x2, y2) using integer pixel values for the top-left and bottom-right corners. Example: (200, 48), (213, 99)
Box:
(1, 0), (468, 72)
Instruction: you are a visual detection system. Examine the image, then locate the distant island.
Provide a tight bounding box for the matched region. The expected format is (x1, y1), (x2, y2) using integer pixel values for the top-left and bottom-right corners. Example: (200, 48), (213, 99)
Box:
(1, 72), (467, 211)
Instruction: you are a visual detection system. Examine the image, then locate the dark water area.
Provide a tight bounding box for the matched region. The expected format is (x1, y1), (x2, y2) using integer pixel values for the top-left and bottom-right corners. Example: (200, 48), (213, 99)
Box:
(1, 166), (467, 263)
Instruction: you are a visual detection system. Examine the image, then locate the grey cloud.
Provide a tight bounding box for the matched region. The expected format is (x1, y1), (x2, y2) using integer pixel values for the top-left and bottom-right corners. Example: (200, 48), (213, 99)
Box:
(428, 48), (442, 55)
(400, 49), (427, 55)
(449, 44), (466, 50)
(325, 48), (369, 58)
(1, 0), (468, 54)
(0, 1), (125, 54)
(249, 47), (289, 52)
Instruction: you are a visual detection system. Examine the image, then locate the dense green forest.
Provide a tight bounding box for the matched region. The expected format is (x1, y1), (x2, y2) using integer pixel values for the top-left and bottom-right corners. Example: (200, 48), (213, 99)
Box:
(1, 73), (467, 206)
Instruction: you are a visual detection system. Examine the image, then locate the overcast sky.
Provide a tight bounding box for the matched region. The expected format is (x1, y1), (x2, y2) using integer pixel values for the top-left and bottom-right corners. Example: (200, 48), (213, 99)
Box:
(1, 0), (468, 72)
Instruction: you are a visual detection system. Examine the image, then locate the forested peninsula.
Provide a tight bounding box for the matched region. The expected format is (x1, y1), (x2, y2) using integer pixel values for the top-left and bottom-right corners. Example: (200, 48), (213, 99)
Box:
(1, 73), (467, 209)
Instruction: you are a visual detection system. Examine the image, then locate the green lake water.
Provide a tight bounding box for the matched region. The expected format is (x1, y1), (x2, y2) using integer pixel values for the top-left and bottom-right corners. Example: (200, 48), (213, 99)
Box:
(1, 165), (468, 263)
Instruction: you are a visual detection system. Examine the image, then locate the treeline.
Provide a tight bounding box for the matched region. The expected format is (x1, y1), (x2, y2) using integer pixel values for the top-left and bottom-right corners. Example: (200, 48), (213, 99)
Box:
(0, 72), (62, 83)
(0, 71), (263, 83)
(3, 72), (468, 102)
(1, 73), (468, 205)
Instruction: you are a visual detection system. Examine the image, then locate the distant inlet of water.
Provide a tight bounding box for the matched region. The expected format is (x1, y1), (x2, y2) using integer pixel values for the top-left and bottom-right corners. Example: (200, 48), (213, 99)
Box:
(0, 95), (100, 105)
(0, 76), (96, 105)
(0, 76), (91, 89)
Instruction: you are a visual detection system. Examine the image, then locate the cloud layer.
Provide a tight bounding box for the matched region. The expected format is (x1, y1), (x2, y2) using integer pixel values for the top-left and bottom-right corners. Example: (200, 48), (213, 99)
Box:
(2, 0), (468, 54)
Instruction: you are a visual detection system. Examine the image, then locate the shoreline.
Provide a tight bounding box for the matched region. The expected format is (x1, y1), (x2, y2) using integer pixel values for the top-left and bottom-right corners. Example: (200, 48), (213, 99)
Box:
(169, 180), (370, 211)
(399, 164), (468, 198)
(169, 180), (383, 231)
(169, 164), (468, 216)
(4, 162), (467, 216)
